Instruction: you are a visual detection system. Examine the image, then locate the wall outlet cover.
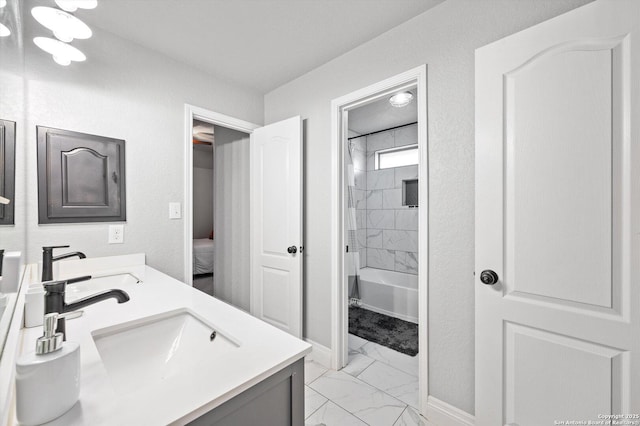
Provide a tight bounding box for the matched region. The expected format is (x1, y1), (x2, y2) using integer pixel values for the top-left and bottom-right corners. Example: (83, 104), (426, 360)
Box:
(108, 224), (124, 244)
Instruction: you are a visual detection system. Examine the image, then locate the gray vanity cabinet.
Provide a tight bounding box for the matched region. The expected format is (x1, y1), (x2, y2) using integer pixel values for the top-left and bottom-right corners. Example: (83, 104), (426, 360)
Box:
(36, 126), (126, 223)
(188, 359), (304, 426)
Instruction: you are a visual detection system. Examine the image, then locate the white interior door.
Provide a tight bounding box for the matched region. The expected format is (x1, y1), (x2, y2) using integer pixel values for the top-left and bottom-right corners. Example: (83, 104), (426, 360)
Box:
(250, 116), (303, 338)
(475, 0), (640, 424)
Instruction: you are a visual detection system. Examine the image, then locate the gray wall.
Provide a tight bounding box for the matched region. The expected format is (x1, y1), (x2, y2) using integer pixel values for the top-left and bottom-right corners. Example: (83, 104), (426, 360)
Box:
(264, 0), (593, 414)
(18, 21), (263, 280)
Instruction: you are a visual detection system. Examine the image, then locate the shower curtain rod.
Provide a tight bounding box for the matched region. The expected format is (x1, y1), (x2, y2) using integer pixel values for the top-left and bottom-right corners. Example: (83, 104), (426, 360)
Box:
(347, 121), (418, 140)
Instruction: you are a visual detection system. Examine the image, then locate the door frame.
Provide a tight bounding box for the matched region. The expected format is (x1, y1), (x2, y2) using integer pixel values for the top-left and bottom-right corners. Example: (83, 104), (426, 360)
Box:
(330, 65), (429, 414)
(183, 104), (260, 285)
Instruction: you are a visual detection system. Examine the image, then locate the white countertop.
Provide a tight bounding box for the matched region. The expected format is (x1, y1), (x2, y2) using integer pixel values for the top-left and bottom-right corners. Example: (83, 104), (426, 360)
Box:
(14, 264), (311, 425)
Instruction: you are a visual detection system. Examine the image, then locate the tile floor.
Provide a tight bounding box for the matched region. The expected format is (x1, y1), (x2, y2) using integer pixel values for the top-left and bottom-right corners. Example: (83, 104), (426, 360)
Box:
(304, 334), (430, 426)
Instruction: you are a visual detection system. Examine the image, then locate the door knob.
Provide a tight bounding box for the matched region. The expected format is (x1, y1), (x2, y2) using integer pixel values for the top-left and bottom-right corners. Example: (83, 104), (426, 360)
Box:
(480, 270), (499, 285)
(287, 246), (297, 254)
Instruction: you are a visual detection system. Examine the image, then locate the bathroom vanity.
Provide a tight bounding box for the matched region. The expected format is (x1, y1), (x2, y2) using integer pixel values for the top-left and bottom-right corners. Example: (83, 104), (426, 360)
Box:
(3, 256), (311, 425)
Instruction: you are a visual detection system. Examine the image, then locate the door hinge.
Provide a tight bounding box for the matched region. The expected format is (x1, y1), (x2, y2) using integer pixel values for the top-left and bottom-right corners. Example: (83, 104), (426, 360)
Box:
(345, 245), (349, 253)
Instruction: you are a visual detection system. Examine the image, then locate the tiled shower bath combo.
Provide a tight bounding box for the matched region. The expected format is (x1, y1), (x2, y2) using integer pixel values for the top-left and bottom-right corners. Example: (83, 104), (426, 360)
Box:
(347, 123), (419, 354)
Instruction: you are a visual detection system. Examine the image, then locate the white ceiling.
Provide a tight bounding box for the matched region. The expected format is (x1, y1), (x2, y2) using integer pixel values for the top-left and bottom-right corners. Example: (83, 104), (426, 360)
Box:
(76, 0), (443, 93)
(348, 89), (418, 135)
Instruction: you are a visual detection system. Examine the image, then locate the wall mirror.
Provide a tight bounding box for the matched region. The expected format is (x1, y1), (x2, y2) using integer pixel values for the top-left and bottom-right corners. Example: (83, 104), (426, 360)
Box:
(0, 0), (26, 371)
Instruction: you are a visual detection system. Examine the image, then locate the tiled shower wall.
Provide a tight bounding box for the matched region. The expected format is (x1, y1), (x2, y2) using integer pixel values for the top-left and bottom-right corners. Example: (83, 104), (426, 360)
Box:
(352, 123), (418, 275)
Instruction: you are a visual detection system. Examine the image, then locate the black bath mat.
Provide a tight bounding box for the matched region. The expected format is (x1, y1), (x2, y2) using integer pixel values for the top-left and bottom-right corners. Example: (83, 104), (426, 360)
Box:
(349, 306), (418, 357)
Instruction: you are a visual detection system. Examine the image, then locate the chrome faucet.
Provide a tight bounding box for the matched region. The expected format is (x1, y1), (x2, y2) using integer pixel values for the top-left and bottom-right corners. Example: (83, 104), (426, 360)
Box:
(42, 245), (86, 282)
(44, 276), (130, 339)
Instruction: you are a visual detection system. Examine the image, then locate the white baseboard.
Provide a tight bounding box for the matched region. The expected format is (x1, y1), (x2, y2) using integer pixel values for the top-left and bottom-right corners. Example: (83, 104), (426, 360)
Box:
(304, 338), (332, 369)
(425, 396), (474, 426)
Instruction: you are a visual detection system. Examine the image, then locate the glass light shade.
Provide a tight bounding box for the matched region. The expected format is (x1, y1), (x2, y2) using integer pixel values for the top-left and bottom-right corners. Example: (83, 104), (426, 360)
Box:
(0, 0), (7, 8)
(0, 23), (10, 37)
(31, 6), (92, 42)
(389, 91), (414, 108)
(55, 0), (98, 13)
(34, 37), (86, 65)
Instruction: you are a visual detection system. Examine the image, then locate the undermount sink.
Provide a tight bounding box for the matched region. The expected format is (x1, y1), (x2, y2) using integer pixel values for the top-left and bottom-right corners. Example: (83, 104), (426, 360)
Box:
(65, 273), (141, 302)
(91, 308), (240, 395)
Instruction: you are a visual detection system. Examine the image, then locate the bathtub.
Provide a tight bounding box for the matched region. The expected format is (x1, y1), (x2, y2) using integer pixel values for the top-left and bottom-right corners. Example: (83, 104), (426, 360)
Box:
(356, 267), (418, 324)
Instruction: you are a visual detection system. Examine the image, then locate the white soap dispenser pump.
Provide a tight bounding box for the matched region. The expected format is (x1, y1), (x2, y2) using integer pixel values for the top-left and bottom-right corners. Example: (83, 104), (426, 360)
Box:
(15, 312), (80, 425)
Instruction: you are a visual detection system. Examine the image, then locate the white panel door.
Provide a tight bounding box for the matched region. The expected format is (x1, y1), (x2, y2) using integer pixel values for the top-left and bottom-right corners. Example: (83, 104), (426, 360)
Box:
(475, 0), (640, 424)
(250, 116), (303, 338)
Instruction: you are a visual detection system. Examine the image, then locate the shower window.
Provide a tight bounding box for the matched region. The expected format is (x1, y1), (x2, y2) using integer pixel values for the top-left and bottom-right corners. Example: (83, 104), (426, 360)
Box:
(375, 144), (418, 170)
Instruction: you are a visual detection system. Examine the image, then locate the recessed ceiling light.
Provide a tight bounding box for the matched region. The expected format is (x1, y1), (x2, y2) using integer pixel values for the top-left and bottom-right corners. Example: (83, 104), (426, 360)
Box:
(33, 37), (86, 66)
(55, 0), (98, 12)
(0, 0), (7, 9)
(0, 23), (10, 37)
(389, 91), (414, 108)
(31, 6), (92, 42)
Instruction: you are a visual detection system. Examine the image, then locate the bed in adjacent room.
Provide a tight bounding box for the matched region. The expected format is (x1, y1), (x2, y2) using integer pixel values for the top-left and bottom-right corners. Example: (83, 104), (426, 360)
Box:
(193, 238), (214, 275)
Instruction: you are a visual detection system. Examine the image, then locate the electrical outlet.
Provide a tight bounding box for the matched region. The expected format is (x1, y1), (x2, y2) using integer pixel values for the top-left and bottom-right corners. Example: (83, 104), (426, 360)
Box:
(108, 224), (124, 244)
(169, 202), (181, 219)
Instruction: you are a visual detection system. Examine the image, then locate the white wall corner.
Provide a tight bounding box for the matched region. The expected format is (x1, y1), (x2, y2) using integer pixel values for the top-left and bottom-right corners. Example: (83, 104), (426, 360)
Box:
(425, 396), (475, 426)
(304, 338), (332, 369)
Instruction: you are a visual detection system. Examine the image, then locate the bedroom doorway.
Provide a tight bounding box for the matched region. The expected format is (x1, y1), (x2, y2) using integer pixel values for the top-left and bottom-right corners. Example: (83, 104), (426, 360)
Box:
(184, 105), (304, 336)
(184, 105), (259, 313)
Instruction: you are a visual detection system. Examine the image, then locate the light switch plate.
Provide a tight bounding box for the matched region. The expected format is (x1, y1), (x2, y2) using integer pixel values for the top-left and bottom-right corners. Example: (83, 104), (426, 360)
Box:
(169, 202), (181, 219)
(108, 224), (124, 244)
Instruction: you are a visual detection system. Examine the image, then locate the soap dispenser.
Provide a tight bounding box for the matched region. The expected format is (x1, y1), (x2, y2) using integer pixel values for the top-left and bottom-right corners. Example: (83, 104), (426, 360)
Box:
(16, 312), (80, 425)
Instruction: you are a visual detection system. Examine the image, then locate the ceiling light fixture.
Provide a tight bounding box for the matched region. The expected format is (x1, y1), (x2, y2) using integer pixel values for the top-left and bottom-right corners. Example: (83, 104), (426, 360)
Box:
(33, 37), (86, 66)
(31, 6), (92, 42)
(55, 0), (98, 12)
(0, 23), (10, 37)
(0, 0), (6, 8)
(389, 91), (414, 108)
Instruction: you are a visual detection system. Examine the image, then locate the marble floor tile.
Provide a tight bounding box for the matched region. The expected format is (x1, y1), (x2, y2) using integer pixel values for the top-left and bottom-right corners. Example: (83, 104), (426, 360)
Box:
(393, 407), (430, 426)
(309, 370), (406, 426)
(357, 361), (419, 408)
(305, 359), (329, 384)
(305, 386), (328, 418)
(348, 333), (369, 351)
(342, 352), (375, 377)
(305, 401), (368, 426)
(359, 341), (419, 377)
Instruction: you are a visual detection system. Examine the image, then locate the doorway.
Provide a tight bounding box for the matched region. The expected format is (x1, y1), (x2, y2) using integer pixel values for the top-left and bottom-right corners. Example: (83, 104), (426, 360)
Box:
(330, 65), (429, 415)
(184, 105), (305, 337)
(183, 105), (258, 304)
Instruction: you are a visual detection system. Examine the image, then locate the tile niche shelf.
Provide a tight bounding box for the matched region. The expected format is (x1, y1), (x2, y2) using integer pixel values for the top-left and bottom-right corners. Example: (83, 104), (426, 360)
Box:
(37, 126), (126, 224)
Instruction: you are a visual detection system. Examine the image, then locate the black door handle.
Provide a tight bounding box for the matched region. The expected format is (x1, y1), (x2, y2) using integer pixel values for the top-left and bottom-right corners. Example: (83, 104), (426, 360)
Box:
(480, 270), (499, 285)
(287, 246), (297, 254)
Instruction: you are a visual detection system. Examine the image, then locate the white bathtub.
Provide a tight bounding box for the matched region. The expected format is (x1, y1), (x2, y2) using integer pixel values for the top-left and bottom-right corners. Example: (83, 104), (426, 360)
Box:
(357, 267), (418, 324)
